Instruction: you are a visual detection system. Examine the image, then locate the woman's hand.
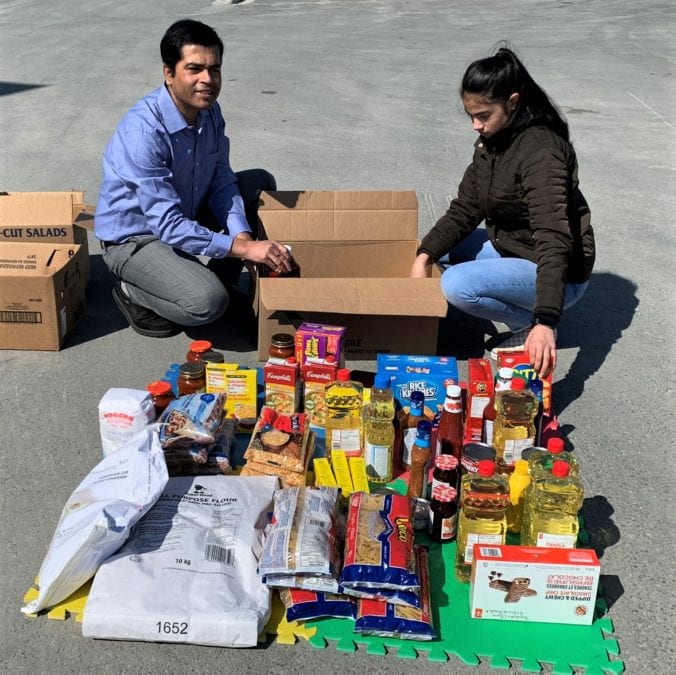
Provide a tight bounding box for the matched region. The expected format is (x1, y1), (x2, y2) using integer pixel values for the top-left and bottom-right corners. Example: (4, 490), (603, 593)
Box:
(524, 324), (557, 377)
(410, 253), (433, 278)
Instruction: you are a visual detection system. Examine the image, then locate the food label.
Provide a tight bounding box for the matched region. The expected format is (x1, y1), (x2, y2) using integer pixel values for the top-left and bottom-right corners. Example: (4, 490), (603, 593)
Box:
(364, 442), (391, 480)
(536, 532), (577, 548)
(330, 428), (361, 455)
(402, 428), (417, 466)
(503, 438), (534, 465)
(464, 533), (503, 563)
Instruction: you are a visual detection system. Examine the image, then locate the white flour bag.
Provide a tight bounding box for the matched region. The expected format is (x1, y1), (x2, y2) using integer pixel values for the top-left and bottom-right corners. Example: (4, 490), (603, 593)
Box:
(22, 427), (168, 614)
(99, 388), (156, 456)
(82, 475), (278, 647)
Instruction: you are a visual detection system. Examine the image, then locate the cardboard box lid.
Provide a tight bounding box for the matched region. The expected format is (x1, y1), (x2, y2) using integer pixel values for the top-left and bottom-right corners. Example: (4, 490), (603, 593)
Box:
(258, 190), (419, 242)
(0, 191), (86, 226)
(0, 241), (80, 276)
(259, 277), (447, 317)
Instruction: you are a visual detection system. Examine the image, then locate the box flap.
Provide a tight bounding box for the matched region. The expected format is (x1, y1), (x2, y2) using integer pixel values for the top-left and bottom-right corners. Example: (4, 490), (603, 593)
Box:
(258, 190), (418, 242)
(259, 277), (447, 317)
(0, 191), (85, 226)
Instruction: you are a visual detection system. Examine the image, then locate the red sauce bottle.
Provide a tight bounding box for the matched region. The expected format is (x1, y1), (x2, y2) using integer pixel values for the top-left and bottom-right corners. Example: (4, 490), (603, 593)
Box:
(436, 384), (464, 461)
(186, 340), (213, 364)
(146, 380), (176, 417)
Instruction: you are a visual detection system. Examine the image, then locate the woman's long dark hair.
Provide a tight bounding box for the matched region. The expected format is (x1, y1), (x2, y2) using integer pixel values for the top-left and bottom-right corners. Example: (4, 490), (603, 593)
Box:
(461, 47), (569, 141)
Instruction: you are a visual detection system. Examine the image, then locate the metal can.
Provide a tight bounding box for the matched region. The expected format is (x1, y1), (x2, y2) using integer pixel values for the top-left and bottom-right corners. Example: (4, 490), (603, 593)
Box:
(461, 442), (496, 475)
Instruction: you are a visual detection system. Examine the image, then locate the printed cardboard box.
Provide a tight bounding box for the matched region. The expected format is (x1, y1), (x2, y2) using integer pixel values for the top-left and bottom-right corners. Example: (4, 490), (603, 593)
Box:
(254, 191), (448, 360)
(471, 544), (600, 625)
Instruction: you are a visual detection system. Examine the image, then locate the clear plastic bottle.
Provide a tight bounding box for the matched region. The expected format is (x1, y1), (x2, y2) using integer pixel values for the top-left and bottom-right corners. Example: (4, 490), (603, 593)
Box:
(528, 437), (580, 480)
(522, 460), (584, 548)
(455, 460), (509, 583)
(325, 368), (364, 458)
(506, 459), (531, 534)
(401, 390), (425, 470)
(483, 367), (513, 446)
(529, 376), (545, 447)
(492, 378), (537, 471)
(436, 384), (464, 461)
(364, 374), (395, 482)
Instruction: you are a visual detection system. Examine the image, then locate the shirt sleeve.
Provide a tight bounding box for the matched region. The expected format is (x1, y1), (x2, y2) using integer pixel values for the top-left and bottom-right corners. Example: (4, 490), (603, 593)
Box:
(114, 126), (236, 258)
(417, 160), (483, 260)
(207, 114), (251, 238)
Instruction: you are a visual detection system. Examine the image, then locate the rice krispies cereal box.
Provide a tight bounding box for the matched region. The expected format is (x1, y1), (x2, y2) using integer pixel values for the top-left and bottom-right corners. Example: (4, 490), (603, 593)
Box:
(470, 544), (600, 625)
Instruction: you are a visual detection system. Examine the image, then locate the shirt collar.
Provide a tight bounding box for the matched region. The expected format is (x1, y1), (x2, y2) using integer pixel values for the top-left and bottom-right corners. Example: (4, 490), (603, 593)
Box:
(158, 84), (205, 133)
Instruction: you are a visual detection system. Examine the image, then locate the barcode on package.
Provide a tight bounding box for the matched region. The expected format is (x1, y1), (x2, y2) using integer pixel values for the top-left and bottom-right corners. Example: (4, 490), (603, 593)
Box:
(0, 310), (42, 324)
(204, 544), (235, 566)
(480, 547), (502, 557)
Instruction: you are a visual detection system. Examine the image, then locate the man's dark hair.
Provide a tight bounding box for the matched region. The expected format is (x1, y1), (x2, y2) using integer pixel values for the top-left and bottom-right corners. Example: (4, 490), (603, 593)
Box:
(160, 19), (224, 73)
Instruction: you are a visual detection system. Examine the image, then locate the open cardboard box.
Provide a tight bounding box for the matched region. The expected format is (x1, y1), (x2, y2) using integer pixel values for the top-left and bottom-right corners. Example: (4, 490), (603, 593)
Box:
(0, 191), (91, 350)
(254, 190), (448, 360)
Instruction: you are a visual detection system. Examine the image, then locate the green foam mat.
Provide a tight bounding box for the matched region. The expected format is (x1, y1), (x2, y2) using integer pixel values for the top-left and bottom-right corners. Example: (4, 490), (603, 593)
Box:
(304, 481), (623, 673)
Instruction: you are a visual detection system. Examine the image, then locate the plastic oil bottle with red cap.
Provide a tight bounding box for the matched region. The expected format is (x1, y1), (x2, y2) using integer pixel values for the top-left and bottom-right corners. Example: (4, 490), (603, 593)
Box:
(522, 459), (584, 548)
(455, 459), (510, 583)
(325, 368), (364, 458)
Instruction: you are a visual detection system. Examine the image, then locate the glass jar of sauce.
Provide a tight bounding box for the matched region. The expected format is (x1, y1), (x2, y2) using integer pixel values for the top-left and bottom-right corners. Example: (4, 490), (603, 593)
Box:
(201, 349), (225, 364)
(186, 340), (213, 364)
(146, 380), (176, 417)
(431, 453), (460, 494)
(428, 485), (458, 543)
(178, 362), (206, 396)
(269, 333), (295, 361)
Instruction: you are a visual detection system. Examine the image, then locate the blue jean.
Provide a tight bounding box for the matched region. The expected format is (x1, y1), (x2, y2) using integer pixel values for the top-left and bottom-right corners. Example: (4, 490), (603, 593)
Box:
(439, 229), (589, 331)
(102, 169), (275, 326)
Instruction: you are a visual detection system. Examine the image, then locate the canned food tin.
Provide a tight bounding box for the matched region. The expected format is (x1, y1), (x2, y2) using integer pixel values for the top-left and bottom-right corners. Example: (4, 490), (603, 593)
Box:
(461, 442), (496, 474)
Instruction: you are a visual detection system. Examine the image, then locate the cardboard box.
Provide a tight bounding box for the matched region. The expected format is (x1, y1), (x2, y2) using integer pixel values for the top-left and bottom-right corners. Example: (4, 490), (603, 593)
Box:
(205, 364), (258, 432)
(255, 191), (448, 361)
(295, 322), (346, 368)
(465, 358), (494, 442)
(0, 242), (87, 350)
(0, 191), (91, 284)
(302, 360), (338, 428)
(264, 359), (302, 413)
(471, 544), (600, 625)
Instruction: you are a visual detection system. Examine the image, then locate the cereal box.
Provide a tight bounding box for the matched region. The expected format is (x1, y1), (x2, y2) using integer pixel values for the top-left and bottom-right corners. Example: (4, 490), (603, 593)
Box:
(264, 359), (301, 413)
(376, 354), (459, 418)
(471, 544), (600, 625)
(205, 364), (258, 432)
(497, 351), (553, 416)
(465, 358), (494, 442)
(295, 322), (346, 368)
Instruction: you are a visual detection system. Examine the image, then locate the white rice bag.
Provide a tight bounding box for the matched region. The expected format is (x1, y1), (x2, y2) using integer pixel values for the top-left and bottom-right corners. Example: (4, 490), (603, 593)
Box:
(82, 475), (278, 648)
(22, 427), (168, 614)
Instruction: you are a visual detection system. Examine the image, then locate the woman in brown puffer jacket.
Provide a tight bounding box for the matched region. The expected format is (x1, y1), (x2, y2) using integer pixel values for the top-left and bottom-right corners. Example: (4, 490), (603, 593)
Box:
(411, 47), (595, 376)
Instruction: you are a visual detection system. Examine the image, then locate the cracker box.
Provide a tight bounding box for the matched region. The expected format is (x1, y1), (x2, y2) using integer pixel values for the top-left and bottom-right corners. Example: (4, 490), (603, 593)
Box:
(376, 354), (459, 418)
(465, 358), (494, 442)
(497, 351), (553, 416)
(302, 360), (338, 428)
(205, 364), (258, 432)
(264, 359), (302, 413)
(471, 544), (600, 625)
(295, 322), (346, 368)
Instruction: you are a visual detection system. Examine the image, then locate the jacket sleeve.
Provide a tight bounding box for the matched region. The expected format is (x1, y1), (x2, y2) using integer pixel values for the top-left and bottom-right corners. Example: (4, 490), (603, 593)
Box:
(521, 145), (575, 325)
(417, 160), (483, 260)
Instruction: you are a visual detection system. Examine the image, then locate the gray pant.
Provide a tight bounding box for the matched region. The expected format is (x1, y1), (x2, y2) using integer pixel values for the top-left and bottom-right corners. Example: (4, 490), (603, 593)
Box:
(102, 169), (276, 326)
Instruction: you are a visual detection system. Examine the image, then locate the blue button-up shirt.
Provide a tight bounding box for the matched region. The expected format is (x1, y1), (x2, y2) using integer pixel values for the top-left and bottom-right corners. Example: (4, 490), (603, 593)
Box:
(94, 85), (249, 257)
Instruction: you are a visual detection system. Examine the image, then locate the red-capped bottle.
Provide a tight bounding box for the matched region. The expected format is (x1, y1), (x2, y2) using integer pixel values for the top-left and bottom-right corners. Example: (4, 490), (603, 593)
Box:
(186, 340), (213, 364)
(436, 384), (464, 461)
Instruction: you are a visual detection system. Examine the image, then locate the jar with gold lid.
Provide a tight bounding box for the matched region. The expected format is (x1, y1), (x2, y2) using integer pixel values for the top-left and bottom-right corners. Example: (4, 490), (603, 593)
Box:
(178, 362), (206, 396)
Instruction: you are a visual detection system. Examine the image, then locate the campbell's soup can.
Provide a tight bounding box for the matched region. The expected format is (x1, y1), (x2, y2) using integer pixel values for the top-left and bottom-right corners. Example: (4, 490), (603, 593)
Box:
(461, 442), (496, 475)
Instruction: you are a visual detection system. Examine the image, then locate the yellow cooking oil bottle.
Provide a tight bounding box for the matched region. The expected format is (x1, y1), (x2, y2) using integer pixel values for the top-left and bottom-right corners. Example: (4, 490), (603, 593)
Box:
(522, 460), (584, 548)
(325, 368), (364, 459)
(363, 373), (395, 483)
(455, 460), (509, 583)
(528, 437), (580, 480)
(506, 459), (531, 534)
(492, 377), (537, 471)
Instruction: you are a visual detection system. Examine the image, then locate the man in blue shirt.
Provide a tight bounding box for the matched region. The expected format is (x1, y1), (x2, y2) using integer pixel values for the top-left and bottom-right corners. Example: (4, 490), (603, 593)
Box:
(95, 19), (291, 337)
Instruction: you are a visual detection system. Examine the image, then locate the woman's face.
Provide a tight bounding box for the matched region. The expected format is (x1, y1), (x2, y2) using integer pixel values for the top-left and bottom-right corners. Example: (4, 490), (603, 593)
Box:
(462, 93), (517, 139)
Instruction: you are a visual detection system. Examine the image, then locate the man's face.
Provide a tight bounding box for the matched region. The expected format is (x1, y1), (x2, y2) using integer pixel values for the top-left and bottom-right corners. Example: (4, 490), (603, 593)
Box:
(164, 44), (222, 124)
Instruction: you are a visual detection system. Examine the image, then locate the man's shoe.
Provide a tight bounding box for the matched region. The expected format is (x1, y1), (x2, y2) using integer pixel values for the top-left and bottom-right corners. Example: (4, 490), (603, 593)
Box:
(112, 280), (181, 338)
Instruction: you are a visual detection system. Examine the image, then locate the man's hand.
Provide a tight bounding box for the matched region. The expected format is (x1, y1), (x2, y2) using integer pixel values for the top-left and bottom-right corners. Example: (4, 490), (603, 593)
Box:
(524, 324), (557, 377)
(411, 253), (433, 278)
(230, 235), (292, 274)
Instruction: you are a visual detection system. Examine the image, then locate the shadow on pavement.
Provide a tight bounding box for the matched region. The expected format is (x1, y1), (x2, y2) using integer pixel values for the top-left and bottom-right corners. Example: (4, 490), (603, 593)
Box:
(0, 81), (46, 96)
(555, 272), (639, 414)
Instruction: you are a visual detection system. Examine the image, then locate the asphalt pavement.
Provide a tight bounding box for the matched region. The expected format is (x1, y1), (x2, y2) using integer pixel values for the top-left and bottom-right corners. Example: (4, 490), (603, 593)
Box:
(1, 0), (675, 673)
